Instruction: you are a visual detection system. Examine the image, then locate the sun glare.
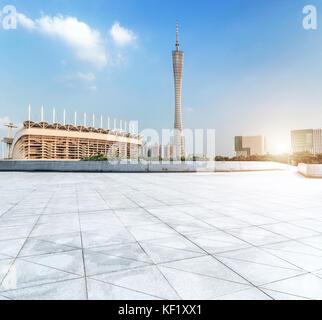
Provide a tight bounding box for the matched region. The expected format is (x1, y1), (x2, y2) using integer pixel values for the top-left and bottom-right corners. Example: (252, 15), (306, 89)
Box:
(271, 141), (291, 154)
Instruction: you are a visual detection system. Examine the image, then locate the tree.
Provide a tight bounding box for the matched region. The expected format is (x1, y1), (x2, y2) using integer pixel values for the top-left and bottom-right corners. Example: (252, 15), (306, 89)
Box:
(81, 152), (107, 161)
(290, 152), (322, 165)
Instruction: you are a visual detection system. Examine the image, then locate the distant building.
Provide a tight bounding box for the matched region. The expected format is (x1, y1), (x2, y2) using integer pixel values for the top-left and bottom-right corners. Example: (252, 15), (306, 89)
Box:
(235, 135), (266, 157)
(140, 143), (174, 160)
(150, 143), (161, 159)
(291, 129), (322, 155)
(163, 143), (173, 160)
(140, 144), (150, 158)
(140, 143), (162, 159)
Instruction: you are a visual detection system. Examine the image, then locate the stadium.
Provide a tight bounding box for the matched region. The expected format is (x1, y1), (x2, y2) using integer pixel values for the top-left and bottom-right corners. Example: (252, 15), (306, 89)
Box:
(11, 111), (142, 160)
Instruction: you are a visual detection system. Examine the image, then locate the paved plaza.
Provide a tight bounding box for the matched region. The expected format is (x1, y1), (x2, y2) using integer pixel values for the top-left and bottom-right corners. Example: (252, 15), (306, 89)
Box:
(0, 170), (322, 300)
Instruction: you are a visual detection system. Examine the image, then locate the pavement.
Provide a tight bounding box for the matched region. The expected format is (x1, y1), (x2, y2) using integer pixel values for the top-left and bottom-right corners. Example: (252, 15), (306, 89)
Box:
(0, 170), (321, 300)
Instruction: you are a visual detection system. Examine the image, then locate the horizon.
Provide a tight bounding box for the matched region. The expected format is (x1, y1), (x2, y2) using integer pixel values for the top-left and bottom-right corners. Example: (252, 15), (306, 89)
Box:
(1, 0), (322, 156)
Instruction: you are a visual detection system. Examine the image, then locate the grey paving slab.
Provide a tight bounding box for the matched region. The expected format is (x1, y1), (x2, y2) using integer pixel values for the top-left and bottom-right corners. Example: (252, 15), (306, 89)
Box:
(139, 242), (206, 264)
(160, 255), (249, 284)
(261, 222), (319, 240)
(262, 247), (322, 272)
(4, 207), (44, 217)
(215, 287), (272, 300)
(205, 216), (250, 230)
(159, 266), (250, 299)
(0, 259), (14, 284)
(23, 250), (85, 276)
(90, 265), (181, 299)
(292, 219), (322, 233)
(262, 240), (322, 256)
(216, 247), (302, 270)
(30, 223), (80, 237)
(18, 237), (79, 257)
(187, 231), (251, 254)
(81, 230), (136, 248)
(0, 216), (38, 228)
(127, 223), (178, 241)
(226, 226), (289, 246)
(216, 256), (305, 286)
(299, 235), (322, 250)
(88, 243), (153, 263)
(0, 225), (33, 241)
(2, 278), (87, 300)
(260, 288), (309, 300)
(140, 235), (205, 253)
(0, 259), (79, 291)
(31, 232), (82, 249)
(0, 238), (26, 258)
(87, 278), (160, 300)
(261, 274), (322, 300)
(0, 170), (322, 299)
(84, 250), (150, 276)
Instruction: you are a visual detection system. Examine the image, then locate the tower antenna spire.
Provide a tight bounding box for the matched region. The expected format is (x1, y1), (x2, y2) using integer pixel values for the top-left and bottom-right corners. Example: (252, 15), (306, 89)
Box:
(176, 20), (179, 51)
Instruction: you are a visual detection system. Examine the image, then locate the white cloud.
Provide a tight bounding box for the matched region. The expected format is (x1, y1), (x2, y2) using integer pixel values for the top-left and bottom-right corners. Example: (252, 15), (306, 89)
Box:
(0, 117), (22, 130)
(36, 15), (107, 69)
(0, 116), (10, 130)
(184, 107), (194, 113)
(76, 72), (95, 81)
(89, 85), (97, 91)
(109, 22), (137, 47)
(17, 13), (35, 30)
(13, 12), (137, 70)
(0, 117), (21, 135)
(16, 13), (107, 69)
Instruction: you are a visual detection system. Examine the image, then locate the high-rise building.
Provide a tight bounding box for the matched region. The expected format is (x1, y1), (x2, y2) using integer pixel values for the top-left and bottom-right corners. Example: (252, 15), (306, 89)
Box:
(235, 135), (266, 157)
(139, 143), (162, 159)
(291, 129), (322, 154)
(163, 143), (173, 160)
(140, 143), (149, 158)
(150, 143), (161, 159)
(172, 22), (184, 159)
(313, 129), (322, 154)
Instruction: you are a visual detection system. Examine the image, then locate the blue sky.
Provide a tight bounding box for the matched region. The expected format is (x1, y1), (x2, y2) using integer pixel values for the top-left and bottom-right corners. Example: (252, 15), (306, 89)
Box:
(1, 0), (322, 155)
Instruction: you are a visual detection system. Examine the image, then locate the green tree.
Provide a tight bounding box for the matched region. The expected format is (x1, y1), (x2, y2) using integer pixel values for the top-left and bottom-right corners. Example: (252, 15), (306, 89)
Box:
(81, 152), (107, 161)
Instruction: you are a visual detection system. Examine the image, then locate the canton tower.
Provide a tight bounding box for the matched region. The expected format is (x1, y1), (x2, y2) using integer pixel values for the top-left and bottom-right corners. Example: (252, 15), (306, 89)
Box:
(172, 22), (184, 159)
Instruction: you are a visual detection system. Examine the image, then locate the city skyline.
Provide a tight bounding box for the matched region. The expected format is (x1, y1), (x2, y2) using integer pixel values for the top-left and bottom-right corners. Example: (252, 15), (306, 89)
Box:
(1, 1), (322, 303)
(1, 0), (322, 156)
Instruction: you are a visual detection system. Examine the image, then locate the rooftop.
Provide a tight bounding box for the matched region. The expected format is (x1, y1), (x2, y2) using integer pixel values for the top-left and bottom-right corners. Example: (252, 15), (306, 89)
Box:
(0, 171), (321, 300)
(22, 121), (142, 139)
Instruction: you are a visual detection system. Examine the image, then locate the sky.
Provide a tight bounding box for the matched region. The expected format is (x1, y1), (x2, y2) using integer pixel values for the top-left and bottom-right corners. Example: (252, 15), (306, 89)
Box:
(1, 0), (322, 156)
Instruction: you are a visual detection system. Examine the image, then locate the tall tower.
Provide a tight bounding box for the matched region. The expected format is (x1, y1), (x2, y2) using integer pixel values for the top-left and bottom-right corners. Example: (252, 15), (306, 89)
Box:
(172, 21), (184, 159)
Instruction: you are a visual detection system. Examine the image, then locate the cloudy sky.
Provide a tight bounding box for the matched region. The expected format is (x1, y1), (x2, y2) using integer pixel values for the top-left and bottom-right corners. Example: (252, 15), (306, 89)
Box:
(1, 0), (322, 155)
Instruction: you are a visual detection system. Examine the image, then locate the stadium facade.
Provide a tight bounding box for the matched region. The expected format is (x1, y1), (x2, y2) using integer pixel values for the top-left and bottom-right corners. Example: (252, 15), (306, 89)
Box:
(11, 112), (142, 160)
